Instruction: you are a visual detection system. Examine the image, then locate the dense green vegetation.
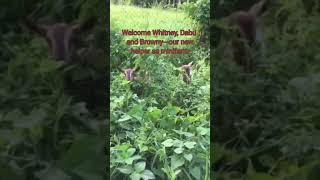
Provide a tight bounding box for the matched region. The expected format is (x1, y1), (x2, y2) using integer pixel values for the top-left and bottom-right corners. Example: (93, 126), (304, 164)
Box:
(0, 0), (107, 179)
(212, 0), (320, 179)
(5, 0), (319, 179)
(110, 1), (210, 180)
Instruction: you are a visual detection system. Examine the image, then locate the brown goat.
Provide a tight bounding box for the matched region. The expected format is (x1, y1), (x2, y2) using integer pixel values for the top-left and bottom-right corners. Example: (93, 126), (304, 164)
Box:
(181, 62), (193, 84)
(226, 0), (267, 71)
(119, 67), (139, 82)
(25, 10), (93, 63)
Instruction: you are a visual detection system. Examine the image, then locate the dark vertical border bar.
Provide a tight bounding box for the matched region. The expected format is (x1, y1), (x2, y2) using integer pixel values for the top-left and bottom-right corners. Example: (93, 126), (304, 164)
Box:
(210, 1), (219, 179)
(105, 0), (110, 179)
(210, 1), (213, 179)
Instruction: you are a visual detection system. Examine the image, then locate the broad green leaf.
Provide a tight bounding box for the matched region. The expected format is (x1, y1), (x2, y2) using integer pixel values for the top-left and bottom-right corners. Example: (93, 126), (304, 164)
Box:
(127, 148), (136, 156)
(173, 139), (184, 147)
(118, 114), (132, 122)
(146, 108), (161, 121)
(162, 139), (174, 147)
(128, 104), (144, 120)
(117, 166), (133, 174)
(171, 155), (185, 170)
(115, 144), (130, 151)
(190, 167), (201, 180)
(134, 162), (146, 173)
(196, 127), (209, 136)
(159, 118), (176, 129)
(130, 172), (141, 180)
(184, 141), (196, 149)
(184, 154), (193, 162)
(173, 130), (194, 138)
(174, 147), (184, 154)
(125, 155), (142, 165)
(185, 116), (196, 123)
(139, 146), (148, 152)
(174, 169), (182, 176)
(141, 170), (156, 180)
(164, 105), (180, 116)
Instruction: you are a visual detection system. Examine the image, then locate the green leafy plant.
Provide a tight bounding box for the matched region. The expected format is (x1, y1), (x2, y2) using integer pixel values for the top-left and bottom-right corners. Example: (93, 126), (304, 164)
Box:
(110, 3), (210, 179)
(212, 0), (320, 179)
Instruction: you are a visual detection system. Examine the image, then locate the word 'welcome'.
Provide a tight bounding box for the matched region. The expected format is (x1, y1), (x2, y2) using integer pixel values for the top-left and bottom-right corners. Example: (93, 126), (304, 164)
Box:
(122, 29), (196, 37)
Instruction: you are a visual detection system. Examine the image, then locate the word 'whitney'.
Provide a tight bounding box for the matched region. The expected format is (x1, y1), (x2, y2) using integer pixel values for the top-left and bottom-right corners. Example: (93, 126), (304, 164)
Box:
(122, 29), (196, 37)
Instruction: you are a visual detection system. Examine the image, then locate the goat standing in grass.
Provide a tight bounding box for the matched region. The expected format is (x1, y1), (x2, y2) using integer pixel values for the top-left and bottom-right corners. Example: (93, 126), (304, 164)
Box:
(181, 62), (193, 84)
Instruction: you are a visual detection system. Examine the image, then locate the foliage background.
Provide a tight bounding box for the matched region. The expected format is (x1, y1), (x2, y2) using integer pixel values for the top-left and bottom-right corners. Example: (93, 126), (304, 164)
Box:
(0, 0), (108, 179)
(211, 0), (320, 179)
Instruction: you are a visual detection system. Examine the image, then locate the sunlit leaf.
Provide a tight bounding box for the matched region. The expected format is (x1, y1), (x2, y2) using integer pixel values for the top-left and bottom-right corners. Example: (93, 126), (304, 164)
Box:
(141, 170), (156, 180)
(162, 139), (174, 147)
(134, 161), (146, 173)
(171, 155), (185, 170)
(184, 141), (196, 149)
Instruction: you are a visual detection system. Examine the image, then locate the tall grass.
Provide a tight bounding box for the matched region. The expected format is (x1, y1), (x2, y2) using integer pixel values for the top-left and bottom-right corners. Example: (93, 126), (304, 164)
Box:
(111, 4), (197, 44)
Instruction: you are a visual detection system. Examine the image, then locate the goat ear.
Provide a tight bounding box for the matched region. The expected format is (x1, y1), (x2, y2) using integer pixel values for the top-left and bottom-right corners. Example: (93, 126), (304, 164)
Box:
(248, 0), (267, 17)
(188, 61), (193, 66)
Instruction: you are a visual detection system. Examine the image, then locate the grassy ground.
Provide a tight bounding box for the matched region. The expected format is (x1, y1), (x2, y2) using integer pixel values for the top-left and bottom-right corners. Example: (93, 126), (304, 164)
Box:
(111, 4), (196, 43)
